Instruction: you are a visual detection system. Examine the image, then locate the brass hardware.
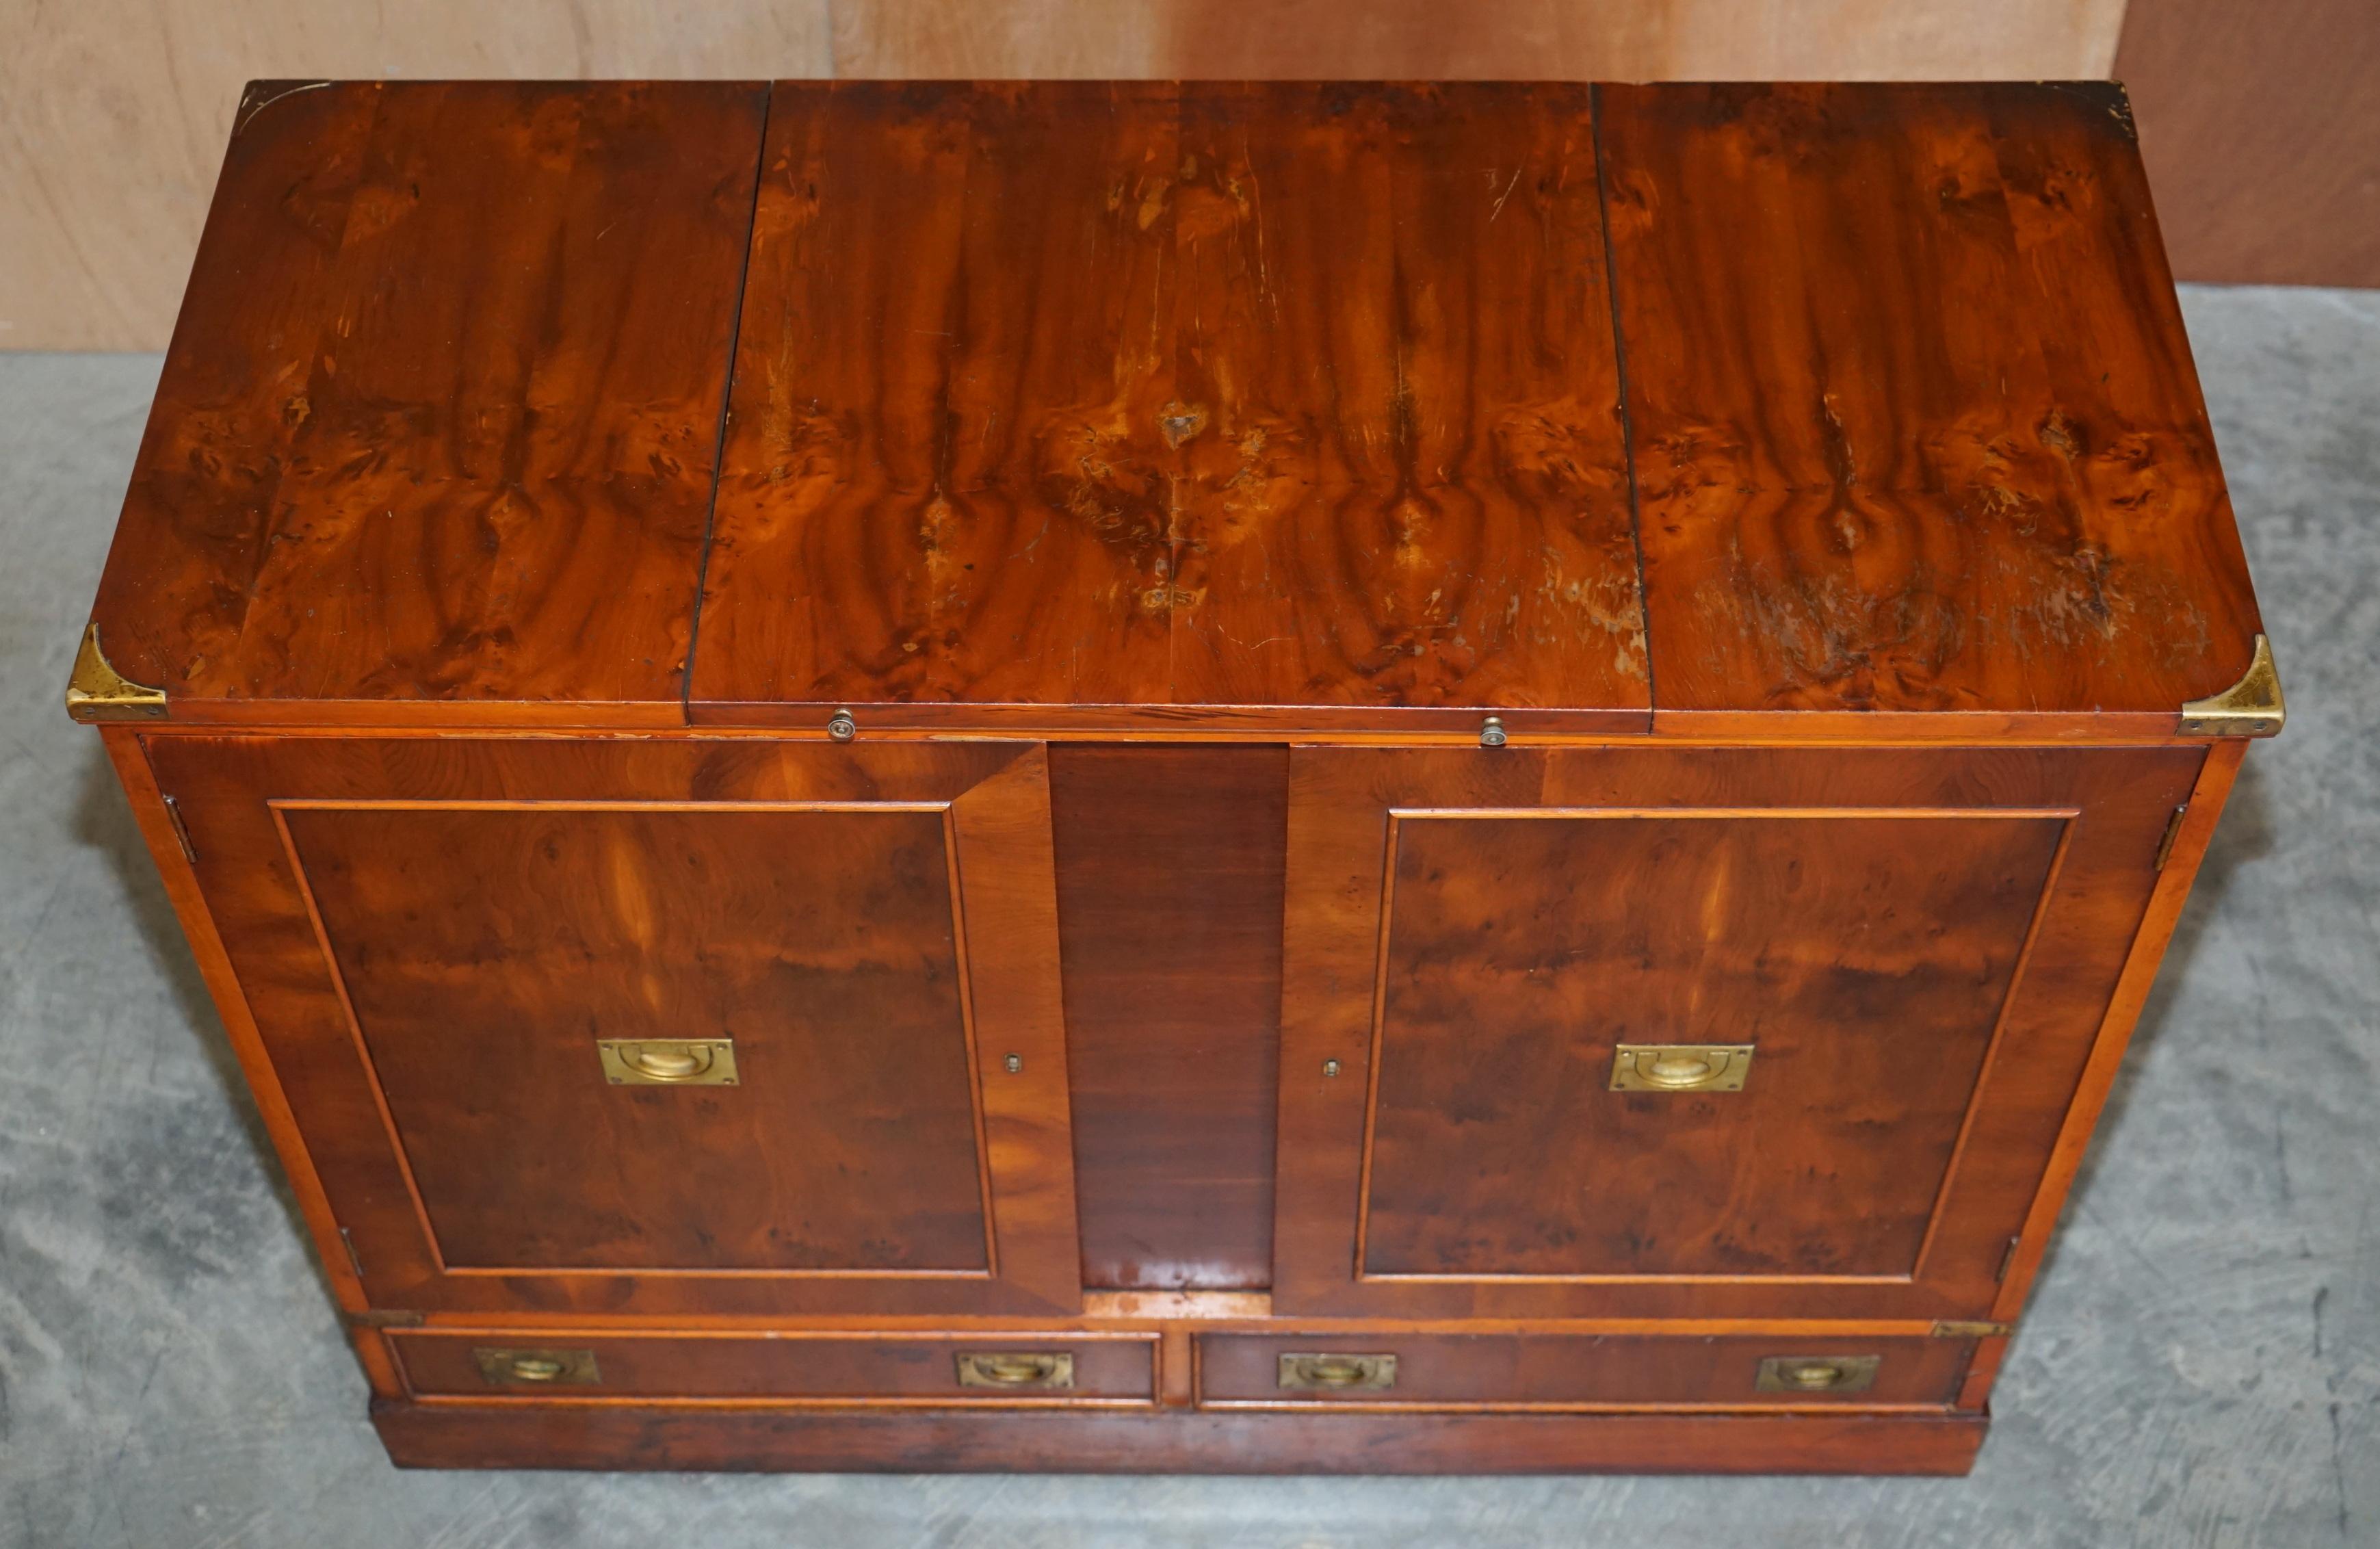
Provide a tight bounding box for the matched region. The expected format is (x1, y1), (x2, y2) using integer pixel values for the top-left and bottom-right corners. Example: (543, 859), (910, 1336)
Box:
(955, 1351), (1074, 1390)
(828, 708), (857, 741)
(1610, 1043), (1755, 1093)
(2154, 805), (2188, 870)
(597, 1037), (738, 1086)
(342, 1309), (426, 1329)
(1479, 715), (1508, 748)
(161, 794), (198, 863)
(1930, 1320), (2014, 1339)
(1003, 1053), (1023, 1074)
(63, 623), (167, 721)
(473, 1346), (601, 1386)
(1996, 1236), (2022, 1284)
(1322, 1058), (1342, 1077)
(1755, 1355), (1880, 1394)
(2179, 634), (2284, 737)
(1278, 1352), (1398, 1391)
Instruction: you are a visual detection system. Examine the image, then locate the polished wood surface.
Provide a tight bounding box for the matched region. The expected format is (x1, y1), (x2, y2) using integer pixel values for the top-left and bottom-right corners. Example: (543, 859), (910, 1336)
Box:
(1051, 746), (1286, 1290)
(90, 81), (765, 724)
(139, 735), (1082, 1316)
(1360, 809), (2065, 1280)
(72, 79), (2279, 1477)
(1194, 1332), (1970, 1409)
(690, 81), (1649, 731)
(1599, 82), (2262, 729)
(371, 1397), (1988, 1473)
(79, 79), (2264, 738)
(2116, 0), (2380, 287)
(393, 1330), (1158, 1403)
(283, 803), (992, 1274)
(1274, 744), (2204, 1320)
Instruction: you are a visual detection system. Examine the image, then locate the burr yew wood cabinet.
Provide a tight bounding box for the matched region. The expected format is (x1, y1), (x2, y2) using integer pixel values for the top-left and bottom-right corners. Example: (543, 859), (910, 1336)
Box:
(68, 79), (2281, 1475)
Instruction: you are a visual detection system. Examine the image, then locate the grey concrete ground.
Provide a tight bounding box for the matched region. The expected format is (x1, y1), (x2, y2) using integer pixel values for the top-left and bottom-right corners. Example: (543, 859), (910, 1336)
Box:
(1, 285), (2374, 1547)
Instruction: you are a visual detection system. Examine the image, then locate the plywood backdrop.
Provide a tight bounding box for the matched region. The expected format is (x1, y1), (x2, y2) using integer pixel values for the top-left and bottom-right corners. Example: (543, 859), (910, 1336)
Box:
(3, 0), (2130, 352)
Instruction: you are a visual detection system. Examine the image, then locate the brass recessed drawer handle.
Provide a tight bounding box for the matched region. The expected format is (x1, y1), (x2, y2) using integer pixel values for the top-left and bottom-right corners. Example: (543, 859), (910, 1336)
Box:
(1755, 1355), (1881, 1394)
(1277, 1353), (1398, 1392)
(955, 1351), (1075, 1390)
(597, 1037), (739, 1086)
(472, 1346), (601, 1386)
(1610, 1043), (1755, 1093)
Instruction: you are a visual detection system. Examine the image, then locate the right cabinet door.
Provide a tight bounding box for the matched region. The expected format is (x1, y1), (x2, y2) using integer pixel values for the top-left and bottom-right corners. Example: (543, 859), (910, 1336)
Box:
(1274, 745), (2204, 1320)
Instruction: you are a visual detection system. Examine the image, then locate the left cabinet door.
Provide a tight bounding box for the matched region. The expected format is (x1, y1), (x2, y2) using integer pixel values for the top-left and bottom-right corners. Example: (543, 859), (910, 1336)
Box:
(138, 736), (1080, 1318)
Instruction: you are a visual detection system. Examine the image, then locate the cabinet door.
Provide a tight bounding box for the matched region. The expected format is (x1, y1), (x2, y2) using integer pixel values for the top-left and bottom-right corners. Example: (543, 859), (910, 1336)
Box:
(1274, 745), (2203, 1321)
(144, 736), (1077, 1318)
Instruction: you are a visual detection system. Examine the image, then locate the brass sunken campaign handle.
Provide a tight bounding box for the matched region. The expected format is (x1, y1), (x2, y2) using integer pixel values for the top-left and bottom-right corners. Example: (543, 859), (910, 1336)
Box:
(1610, 1043), (1755, 1094)
(955, 1351), (1075, 1389)
(597, 1037), (739, 1086)
(471, 1346), (600, 1386)
(1277, 1353), (1398, 1391)
(1754, 1354), (1881, 1394)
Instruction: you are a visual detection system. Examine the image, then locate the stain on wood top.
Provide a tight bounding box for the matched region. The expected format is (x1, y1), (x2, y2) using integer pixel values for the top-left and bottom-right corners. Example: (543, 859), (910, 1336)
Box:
(1599, 82), (2263, 727)
(83, 80), (2263, 734)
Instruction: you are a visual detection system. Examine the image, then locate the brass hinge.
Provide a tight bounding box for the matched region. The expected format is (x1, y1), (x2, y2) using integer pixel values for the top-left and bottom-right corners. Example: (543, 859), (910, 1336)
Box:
(343, 1308), (426, 1329)
(63, 623), (168, 722)
(1931, 1320), (2015, 1340)
(2178, 634), (2284, 738)
(2154, 805), (2188, 871)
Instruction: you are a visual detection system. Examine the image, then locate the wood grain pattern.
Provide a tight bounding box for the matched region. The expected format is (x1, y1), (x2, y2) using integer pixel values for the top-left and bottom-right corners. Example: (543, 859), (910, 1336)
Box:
(1273, 744), (2204, 1320)
(1598, 82), (2263, 728)
(280, 803), (993, 1274)
(2115, 0), (2380, 287)
(690, 81), (1649, 731)
(1194, 1331), (1969, 1409)
(393, 1329), (1158, 1403)
(371, 1397), (1989, 1473)
(89, 81), (766, 722)
(141, 734), (1082, 1317)
(1357, 810), (2065, 1281)
(1050, 746), (1287, 1291)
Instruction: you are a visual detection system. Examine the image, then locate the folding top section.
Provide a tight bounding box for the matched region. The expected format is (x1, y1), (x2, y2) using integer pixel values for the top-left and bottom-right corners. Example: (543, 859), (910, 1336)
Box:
(81, 80), (2266, 738)
(86, 81), (767, 727)
(1597, 82), (2264, 734)
(691, 81), (1650, 734)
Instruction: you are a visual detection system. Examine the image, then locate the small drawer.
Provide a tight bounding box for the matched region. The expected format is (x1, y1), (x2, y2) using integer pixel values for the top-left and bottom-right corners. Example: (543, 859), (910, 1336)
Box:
(393, 1331), (1157, 1405)
(1195, 1333), (1968, 1410)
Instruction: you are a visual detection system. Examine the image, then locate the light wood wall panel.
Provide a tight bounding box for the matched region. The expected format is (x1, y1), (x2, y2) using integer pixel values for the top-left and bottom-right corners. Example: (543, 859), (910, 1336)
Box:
(3, 0), (2124, 352)
(1, 1), (833, 352)
(2116, 0), (2380, 288)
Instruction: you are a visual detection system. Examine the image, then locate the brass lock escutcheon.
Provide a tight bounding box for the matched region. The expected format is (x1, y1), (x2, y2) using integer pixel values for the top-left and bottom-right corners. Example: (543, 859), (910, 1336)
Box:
(954, 1351), (1075, 1390)
(1277, 1353), (1398, 1392)
(1610, 1043), (1754, 1093)
(597, 1037), (738, 1086)
(1754, 1355), (1881, 1395)
(472, 1346), (601, 1386)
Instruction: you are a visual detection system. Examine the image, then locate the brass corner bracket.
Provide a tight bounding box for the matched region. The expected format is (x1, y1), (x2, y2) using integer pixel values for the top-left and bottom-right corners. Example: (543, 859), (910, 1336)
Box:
(64, 623), (167, 723)
(2179, 634), (2284, 738)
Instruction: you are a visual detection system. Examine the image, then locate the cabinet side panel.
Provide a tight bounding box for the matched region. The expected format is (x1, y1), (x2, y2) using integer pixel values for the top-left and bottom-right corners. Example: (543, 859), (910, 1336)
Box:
(1051, 745), (1287, 1290)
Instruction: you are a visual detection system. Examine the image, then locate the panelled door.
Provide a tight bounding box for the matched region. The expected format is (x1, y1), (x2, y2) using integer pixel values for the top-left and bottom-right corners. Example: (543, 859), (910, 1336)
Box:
(1274, 744), (2204, 1322)
(144, 736), (1080, 1318)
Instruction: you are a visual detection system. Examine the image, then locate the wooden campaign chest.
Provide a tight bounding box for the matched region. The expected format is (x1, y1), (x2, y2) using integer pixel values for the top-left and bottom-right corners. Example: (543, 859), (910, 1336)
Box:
(68, 79), (2282, 1475)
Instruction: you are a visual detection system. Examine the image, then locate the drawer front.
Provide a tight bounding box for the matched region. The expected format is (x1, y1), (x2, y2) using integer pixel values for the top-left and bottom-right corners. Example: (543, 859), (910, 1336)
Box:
(395, 1332), (1157, 1405)
(1196, 1333), (1970, 1410)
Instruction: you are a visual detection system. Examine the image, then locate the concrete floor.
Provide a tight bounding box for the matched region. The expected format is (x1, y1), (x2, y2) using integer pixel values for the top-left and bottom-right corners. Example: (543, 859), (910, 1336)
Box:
(1, 285), (2373, 1548)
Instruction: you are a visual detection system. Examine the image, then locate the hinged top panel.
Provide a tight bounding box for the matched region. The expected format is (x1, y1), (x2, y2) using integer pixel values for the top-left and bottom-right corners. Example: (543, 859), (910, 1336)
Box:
(80, 80), (2267, 738)
(1598, 82), (2264, 736)
(690, 81), (1651, 735)
(85, 80), (768, 727)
